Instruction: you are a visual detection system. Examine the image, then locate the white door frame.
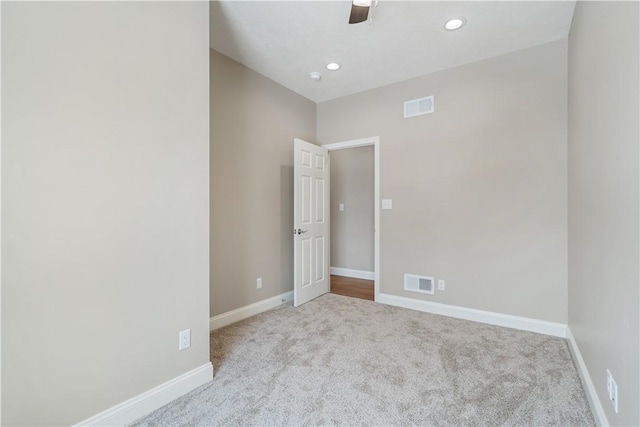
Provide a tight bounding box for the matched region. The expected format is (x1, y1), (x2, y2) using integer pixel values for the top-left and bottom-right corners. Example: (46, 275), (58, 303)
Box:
(322, 136), (380, 302)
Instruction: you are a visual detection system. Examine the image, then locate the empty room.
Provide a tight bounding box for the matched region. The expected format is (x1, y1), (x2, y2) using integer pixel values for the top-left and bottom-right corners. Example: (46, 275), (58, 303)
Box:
(1, 1), (638, 426)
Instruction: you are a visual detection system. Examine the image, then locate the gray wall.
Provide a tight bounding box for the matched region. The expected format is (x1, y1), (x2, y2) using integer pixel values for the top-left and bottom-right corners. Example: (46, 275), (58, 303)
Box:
(1, 2), (210, 425)
(210, 50), (316, 317)
(318, 41), (568, 323)
(330, 146), (375, 272)
(568, 2), (639, 425)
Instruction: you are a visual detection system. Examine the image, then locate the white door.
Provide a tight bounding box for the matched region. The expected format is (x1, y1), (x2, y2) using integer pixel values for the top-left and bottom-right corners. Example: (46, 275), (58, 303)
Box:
(294, 138), (330, 307)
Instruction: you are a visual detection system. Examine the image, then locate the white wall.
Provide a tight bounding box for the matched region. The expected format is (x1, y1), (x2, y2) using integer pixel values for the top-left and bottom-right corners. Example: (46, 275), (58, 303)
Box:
(318, 41), (568, 323)
(210, 50), (316, 317)
(1, 2), (210, 425)
(568, 2), (639, 425)
(330, 146), (375, 273)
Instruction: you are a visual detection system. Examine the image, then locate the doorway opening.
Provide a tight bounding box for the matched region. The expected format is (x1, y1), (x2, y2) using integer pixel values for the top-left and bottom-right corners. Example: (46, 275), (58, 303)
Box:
(323, 137), (380, 302)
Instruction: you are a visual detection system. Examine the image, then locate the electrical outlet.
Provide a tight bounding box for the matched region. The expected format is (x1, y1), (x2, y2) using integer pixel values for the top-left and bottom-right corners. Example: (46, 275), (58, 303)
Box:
(611, 376), (619, 414)
(438, 279), (445, 291)
(257, 277), (262, 289)
(607, 369), (619, 414)
(179, 329), (191, 351)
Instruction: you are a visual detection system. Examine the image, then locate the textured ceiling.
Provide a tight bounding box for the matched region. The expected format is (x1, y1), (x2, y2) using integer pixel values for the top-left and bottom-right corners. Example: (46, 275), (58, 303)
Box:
(210, 1), (576, 103)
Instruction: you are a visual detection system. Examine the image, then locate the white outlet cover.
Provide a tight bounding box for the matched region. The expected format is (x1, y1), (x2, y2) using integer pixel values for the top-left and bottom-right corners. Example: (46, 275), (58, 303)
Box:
(179, 329), (191, 351)
(257, 277), (262, 289)
(438, 279), (445, 291)
(612, 376), (619, 413)
(339, 203), (344, 211)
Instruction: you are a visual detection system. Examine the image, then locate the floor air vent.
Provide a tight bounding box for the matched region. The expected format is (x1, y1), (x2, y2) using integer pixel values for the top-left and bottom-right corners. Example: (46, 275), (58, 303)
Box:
(404, 274), (435, 295)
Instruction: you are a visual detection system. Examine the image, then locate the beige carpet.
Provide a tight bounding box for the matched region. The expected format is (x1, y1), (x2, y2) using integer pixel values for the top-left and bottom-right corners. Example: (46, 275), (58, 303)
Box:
(133, 293), (595, 426)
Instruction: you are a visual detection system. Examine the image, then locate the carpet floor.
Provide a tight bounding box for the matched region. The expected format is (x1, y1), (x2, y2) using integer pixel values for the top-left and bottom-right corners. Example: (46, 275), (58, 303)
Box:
(133, 293), (595, 426)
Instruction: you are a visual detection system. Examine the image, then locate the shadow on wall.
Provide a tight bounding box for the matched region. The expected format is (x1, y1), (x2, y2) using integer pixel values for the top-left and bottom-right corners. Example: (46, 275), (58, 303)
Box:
(281, 165), (294, 291)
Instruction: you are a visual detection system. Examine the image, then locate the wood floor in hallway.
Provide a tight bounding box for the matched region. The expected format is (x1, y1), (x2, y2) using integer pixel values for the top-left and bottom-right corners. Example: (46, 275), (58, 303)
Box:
(330, 275), (374, 301)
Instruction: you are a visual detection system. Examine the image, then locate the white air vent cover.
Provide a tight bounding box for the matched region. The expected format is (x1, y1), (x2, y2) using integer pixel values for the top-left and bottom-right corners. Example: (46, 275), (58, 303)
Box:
(404, 96), (434, 118)
(404, 274), (435, 295)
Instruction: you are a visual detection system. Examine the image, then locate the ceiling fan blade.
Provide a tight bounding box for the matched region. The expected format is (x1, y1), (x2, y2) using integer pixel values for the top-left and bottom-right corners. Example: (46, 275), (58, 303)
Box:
(349, 4), (370, 24)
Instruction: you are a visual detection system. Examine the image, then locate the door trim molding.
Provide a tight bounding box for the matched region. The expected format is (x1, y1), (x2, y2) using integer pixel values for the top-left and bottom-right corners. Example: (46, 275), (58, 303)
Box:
(323, 136), (380, 302)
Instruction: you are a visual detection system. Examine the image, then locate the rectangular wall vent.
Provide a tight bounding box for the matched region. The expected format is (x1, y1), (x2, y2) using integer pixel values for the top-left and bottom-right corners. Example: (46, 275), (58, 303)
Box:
(404, 274), (435, 295)
(404, 96), (434, 118)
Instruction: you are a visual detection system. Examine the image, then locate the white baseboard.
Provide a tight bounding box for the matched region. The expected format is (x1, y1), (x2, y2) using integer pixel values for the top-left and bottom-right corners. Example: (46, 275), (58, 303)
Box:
(210, 291), (293, 331)
(330, 267), (375, 281)
(566, 327), (609, 426)
(75, 362), (213, 426)
(377, 292), (567, 338)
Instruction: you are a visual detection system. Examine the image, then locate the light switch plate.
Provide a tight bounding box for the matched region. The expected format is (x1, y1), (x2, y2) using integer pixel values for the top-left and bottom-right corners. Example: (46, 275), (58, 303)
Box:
(339, 203), (344, 211)
(382, 199), (393, 210)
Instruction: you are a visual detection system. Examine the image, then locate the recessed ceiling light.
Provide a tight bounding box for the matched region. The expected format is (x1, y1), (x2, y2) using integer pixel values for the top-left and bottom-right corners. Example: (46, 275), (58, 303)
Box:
(445, 17), (466, 31)
(326, 63), (341, 71)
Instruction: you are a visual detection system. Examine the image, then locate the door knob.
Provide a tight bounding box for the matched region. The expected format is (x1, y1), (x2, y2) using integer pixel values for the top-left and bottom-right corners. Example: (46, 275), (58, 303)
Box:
(295, 228), (308, 235)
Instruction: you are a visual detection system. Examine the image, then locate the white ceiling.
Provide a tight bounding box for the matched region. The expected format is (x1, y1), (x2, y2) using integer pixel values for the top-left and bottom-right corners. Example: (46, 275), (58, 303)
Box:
(210, 1), (576, 103)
